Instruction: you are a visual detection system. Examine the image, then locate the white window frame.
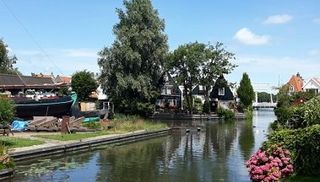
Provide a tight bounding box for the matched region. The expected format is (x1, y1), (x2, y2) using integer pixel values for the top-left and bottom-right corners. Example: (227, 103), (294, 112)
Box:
(218, 87), (225, 96)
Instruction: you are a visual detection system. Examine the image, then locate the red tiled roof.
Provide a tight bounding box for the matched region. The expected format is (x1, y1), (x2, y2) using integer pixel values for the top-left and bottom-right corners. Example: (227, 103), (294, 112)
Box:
(287, 74), (303, 92)
(56, 75), (71, 84)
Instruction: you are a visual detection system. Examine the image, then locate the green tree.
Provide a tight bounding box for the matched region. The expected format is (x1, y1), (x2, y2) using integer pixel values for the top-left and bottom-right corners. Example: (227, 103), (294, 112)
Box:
(237, 73), (254, 108)
(199, 42), (236, 110)
(71, 70), (98, 101)
(168, 42), (206, 114)
(98, 0), (168, 116)
(168, 42), (236, 114)
(0, 39), (19, 74)
(257, 92), (276, 102)
(0, 97), (15, 125)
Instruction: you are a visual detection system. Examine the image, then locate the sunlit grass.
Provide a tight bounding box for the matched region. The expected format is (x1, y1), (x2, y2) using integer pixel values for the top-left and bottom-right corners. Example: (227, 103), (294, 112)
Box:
(34, 115), (168, 141)
(0, 137), (44, 148)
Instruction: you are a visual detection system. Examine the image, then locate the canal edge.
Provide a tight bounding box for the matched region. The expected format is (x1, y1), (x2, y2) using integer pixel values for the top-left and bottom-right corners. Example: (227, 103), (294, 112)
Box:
(9, 128), (170, 162)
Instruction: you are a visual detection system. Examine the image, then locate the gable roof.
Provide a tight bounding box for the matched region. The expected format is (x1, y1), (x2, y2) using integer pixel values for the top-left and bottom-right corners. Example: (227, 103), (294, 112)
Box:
(210, 75), (234, 100)
(56, 75), (72, 84)
(302, 77), (320, 89)
(287, 73), (304, 92)
(0, 73), (61, 89)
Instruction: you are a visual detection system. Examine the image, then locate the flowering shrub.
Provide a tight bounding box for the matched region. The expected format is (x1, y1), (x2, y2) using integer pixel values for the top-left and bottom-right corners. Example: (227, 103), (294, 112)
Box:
(246, 146), (294, 182)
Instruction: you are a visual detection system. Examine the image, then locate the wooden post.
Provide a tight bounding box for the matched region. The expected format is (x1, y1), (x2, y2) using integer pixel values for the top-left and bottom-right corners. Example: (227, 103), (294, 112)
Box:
(61, 116), (70, 134)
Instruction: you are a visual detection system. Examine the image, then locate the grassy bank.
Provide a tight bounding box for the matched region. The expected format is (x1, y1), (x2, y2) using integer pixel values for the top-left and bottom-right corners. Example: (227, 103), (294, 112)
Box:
(0, 137), (44, 148)
(33, 131), (123, 141)
(34, 115), (168, 141)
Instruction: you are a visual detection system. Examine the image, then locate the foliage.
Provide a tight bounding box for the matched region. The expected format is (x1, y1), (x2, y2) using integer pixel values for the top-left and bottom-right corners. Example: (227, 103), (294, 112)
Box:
(193, 97), (203, 114)
(217, 107), (235, 120)
(0, 39), (19, 75)
(0, 97), (15, 125)
(302, 97), (320, 126)
(273, 97), (320, 130)
(237, 73), (254, 108)
(82, 122), (101, 130)
(71, 70), (98, 101)
(0, 143), (15, 170)
(98, 0), (168, 116)
(58, 86), (70, 96)
(245, 108), (253, 120)
(246, 146), (294, 182)
(202, 100), (210, 114)
(182, 96), (203, 114)
(167, 42), (236, 114)
(257, 92), (276, 103)
(263, 125), (320, 175)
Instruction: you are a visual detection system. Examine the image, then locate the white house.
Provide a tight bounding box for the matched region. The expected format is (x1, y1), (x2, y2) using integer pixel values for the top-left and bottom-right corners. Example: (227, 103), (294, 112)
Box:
(302, 77), (320, 94)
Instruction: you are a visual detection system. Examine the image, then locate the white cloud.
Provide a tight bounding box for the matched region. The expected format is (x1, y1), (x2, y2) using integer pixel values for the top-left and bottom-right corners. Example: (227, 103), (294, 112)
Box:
(15, 48), (99, 76)
(264, 14), (292, 24)
(313, 17), (320, 24)
(234, 28), (270, 45)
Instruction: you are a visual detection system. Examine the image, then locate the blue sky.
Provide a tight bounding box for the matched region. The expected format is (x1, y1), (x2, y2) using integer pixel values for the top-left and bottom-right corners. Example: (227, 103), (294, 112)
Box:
(0, 0), (320, 88)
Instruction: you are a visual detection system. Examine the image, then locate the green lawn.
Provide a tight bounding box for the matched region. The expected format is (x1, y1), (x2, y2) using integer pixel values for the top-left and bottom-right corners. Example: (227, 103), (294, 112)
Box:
(0, 137), (44, 148)
(33, 131), (124, 141)
(33, 119), (168, 141)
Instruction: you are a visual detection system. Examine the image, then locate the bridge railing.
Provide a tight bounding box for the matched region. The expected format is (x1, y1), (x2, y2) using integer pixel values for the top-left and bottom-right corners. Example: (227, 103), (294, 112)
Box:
(252, 102), (277, 108)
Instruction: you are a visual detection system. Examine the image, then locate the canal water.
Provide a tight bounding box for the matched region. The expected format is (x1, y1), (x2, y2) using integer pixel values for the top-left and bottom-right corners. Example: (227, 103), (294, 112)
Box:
(12, 110), (276, 182)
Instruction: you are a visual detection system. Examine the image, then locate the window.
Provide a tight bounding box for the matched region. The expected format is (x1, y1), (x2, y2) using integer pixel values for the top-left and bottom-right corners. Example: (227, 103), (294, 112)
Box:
(289, 86), (294, 92)
(218, 87), (225, 96)
(166, 88), (172, 95)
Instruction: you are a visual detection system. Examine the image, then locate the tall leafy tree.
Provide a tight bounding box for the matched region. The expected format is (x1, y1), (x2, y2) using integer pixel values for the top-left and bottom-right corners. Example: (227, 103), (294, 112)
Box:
(199, 42), (236, 109)
(71, 70), (98, 101)
(168, 42), (236, 114)
(0, 39), (19, 74)
(98, 0), (168, 116)
(237, 73), (254, 108)
(168, 42), (206, 114)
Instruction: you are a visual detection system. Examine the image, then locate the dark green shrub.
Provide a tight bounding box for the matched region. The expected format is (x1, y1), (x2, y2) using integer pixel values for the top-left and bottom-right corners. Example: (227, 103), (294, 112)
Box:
(0, 97), (15, 125)
(202, 100), (210, 114)
(263, 125), (320, 175)
(217, 107), (235, 120)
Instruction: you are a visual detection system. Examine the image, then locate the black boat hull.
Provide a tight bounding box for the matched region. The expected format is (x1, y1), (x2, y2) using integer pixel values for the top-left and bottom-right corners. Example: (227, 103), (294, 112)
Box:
(14, 96), (73, 118)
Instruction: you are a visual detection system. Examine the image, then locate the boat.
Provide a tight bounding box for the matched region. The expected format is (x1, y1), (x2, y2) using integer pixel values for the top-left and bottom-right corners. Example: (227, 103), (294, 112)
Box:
(13, 96), (74, 118)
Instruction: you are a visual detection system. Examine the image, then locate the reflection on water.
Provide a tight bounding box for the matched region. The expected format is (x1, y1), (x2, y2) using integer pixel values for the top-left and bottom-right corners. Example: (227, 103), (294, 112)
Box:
(13, 110), (276, 182)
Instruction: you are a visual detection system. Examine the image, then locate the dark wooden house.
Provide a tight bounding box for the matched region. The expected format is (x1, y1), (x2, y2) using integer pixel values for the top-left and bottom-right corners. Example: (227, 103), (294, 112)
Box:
(156, 74), (182, 111)
(210, 75), (234, 111)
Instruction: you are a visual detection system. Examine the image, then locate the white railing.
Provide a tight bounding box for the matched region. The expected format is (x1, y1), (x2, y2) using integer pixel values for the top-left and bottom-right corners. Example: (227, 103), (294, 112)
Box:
(252, 102), (277, 108)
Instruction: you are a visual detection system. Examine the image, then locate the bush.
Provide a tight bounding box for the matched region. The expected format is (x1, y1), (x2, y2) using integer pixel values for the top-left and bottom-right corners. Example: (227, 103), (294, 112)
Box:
(217, 107), (235, 120)
(0, 143), (15, 170)
(302, 97), (320, 126)
(0, 97), (15, 125)
(246, 146), (294, 182)
(202, 100), (210, 114)
(245, 107), (253, 120)
(193, 97), (203, 114)
(263, 125), (320, 175)
(273, 97), (320, 130)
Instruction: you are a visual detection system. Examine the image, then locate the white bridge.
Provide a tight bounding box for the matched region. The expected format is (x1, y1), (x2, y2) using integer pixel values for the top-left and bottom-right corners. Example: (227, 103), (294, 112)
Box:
(252, 83), (278, 109)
